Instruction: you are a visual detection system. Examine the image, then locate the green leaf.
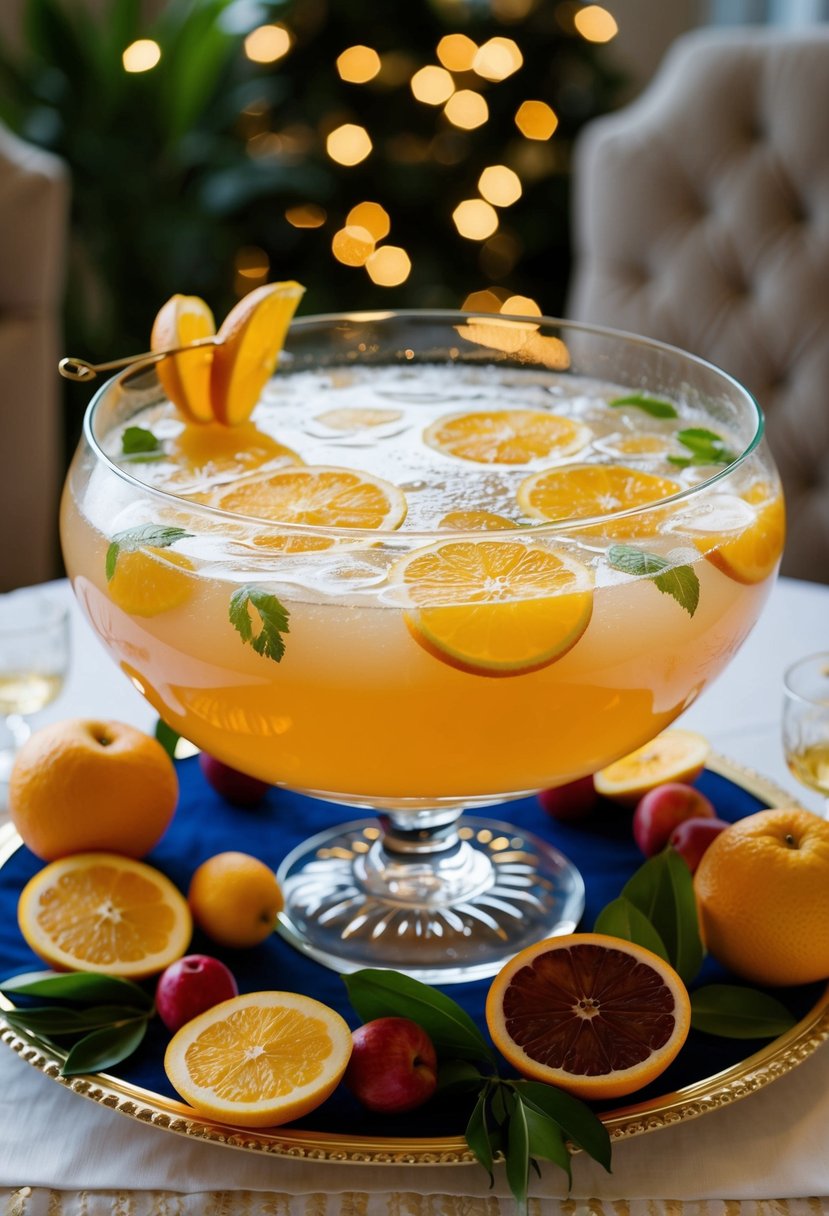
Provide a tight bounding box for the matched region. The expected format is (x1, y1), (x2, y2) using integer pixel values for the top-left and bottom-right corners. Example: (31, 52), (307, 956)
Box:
(690, 985), (797, 1039)
(121, 426), (162, 457)
(594, 895), (669, 962)
(521, 1100), (571, 1184)
(105, 524), (192, 581)
(3, 1004), (149, 1038)
(154, 719), (181, 759)
(437, 1059), (485, 1094)
(608, 393), (678, 419)
(343, 970), (495, 1064)
(622, 849), (704, 985)
(607, 543), (671, 577)
(515, 1081), (612, 1172)
(669, 427), (738, 467)
(465, 1088), (495, 1183)
(607, 545), (699, 619)
(61, 1019), (148, 1077)
(505, 1091), (530, 1211)
(653, 564), (700, 618)
(229, 585), (290, 664)
(0, 970), (153, 1010)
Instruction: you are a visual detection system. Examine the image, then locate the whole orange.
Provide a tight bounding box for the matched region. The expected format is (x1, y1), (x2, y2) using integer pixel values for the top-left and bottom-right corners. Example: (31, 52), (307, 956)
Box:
(694, 808), (829, 986)
(188, 851), (283, 948)
(8, 719), (178, 861)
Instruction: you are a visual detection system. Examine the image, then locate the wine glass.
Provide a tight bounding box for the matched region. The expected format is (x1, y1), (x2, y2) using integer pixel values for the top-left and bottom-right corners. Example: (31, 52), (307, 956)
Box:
(0, 591), (70, 785)
(60, 312), (783, 981)
(782, 653), (829, 816)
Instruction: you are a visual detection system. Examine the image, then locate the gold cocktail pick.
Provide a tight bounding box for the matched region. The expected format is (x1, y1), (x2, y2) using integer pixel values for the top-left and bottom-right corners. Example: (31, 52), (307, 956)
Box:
(58, 336), (218, 383)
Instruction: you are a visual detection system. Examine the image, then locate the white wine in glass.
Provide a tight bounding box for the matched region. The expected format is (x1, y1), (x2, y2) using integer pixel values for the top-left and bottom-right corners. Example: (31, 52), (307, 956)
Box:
(0, 592), (70, 783)
(783, 652), (829, 812)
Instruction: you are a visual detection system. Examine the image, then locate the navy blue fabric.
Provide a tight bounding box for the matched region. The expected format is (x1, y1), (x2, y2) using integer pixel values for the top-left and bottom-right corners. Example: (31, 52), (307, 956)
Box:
(0, 761), (819, 1135)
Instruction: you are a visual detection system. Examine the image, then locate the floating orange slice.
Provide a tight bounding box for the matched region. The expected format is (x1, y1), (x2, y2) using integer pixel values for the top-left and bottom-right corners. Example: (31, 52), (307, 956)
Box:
(517, 464), (681, 539)
(151, 294), (216, 425)
(391, 538), (593, 676)
(17, 853), (192, 979)
(485, 933), (691, 1101)
(107, 547), (195, 617)
(438, 509), (517, 531)
(210, 465), (408, 531)
(593, 728), (710, 806)
(211, 281), (305, 426)
(164, 991), (353, 1128)
(700, 483), (785, 585)
(423, 409), (591, 465)
(315, 407), (403, 430)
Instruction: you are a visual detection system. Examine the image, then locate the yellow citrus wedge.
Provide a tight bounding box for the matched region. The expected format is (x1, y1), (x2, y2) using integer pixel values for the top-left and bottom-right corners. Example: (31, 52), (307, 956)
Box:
(593, 728), (710, 806)
(485, 933), (691, 1101)
(424, 409), (591, 465)
(699, 484), (785, 585)
(438, 509), (517, 531)
(517, 464), (681, 539)
(17, 853), (192, 979)
(211, 281), (305, 426)
(151, 294), (217, 425)
(209, 465), (408, 531)
(164, 991), (353, 1128)
(107, 547), (195, 617)
(391, 539), (594, 677)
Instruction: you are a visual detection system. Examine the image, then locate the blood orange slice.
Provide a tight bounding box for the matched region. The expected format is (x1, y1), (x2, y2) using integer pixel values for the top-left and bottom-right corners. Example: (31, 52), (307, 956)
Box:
(486, 933), (691, 1101)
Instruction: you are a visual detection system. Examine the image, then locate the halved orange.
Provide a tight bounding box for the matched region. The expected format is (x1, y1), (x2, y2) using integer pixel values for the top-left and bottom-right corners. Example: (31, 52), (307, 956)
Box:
(107, 546), (196, 617)
(209, 465), (408, 531)
(486, 933), (691, 1101)
(438, 509), (517, 531)
(423, 409), (591, 465)
(211, 281), (305, 426)
(164, 991), (352, 1128)
(151, 294), (216, 425)
(391, 538), (594, 676)
(517, 464), (681, 539)
(593, 728), (710, 806)
(700, 484), (785, 585)
(17, 853), (192, 979)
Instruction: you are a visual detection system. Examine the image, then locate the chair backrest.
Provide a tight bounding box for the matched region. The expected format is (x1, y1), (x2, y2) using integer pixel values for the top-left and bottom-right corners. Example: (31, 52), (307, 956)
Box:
(0, 124), (68, 591)
(567, 25), (829, 583)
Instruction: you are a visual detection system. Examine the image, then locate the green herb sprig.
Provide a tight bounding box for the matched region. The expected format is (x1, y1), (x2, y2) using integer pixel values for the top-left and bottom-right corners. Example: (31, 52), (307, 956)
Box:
(668, 427), (738, 468)
(607, 543), (700, 618)
(121, 426), (163, 461)
(608, 394), (678, 419)
(229, 585), (290, 663)
(105, 524), (192, 581)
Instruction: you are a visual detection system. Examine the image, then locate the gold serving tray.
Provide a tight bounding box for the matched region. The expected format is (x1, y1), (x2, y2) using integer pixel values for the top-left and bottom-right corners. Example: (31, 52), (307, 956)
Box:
(2, 754), (828, 1166)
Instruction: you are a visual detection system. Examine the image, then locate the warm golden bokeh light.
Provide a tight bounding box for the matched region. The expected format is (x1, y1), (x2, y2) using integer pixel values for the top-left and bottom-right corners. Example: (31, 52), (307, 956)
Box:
(515, 99), (559, 140)
(453, 199), (499, 241)
(244, 25), (291, 64)
(436, 33), (478, 71)
(365, 245), (412, 286)
(326, 124), (373, 166)
(332, 226), (376, 267)
(444, 90), (489, 130)
(492, 0), (537, 18)
(478, 165), (523, 207)
(336, 45), (381, 83)
(473, 37), (523, 82)
(410, 64), (455, 105)
(233, 246), (270, 295)
(501, 294), (542, 316)
(462, 289), (503, 313)
(285, 203), (327, 229)
(574, 5), (619, 42)
(122, 39), (161, 73)
(347, 201), (391, 241)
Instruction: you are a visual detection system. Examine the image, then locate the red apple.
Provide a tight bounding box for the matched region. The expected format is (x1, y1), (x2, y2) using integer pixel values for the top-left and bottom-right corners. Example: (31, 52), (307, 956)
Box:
(633, 782), (717, 857)
(199, 753), (271, 807)
(538, 776), (598, 822)
(345, 1017), (438, 1113)
(669, 816), (730, 873)
(155, 954), (239, 1032)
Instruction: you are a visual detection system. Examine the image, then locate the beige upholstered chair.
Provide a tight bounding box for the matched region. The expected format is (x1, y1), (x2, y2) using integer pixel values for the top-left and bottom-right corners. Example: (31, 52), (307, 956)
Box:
(567, 25), (829, 583)
(0, 124), (68, 591)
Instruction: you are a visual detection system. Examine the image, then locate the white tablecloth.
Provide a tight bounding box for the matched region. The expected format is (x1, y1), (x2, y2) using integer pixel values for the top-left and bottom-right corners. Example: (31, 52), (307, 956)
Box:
(1, 576), (828, 1214)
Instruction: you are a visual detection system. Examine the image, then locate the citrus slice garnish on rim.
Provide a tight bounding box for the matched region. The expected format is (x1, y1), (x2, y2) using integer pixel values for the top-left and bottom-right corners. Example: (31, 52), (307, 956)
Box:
(151, 294), (217, 425)
(423, 409), (591, 465)
(17, 853), (192, 979)
(209, 465), (408, 531)
(697, 483), (785, 585)
(390, 538), (594, 677)
(485, 932), (691, 1101)
(517, 464), (681, 539)
(107, 546), (195, 617)
(211, 281), (305, 427)
(593, 727), (710, 806)
(164, 991), (353, 1128)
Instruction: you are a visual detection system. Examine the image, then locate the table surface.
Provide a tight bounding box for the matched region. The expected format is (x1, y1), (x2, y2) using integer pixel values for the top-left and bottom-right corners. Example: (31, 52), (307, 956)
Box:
(1, 574), (828, 1215)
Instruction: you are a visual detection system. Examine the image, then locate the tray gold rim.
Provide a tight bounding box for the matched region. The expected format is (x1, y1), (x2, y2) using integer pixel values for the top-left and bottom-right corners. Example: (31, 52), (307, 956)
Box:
(1, 752), (826, 1167)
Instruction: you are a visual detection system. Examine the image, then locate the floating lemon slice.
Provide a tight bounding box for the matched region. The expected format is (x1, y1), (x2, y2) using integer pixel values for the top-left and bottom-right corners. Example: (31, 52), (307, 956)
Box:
(438, 509), (517, 531)
(210, 465), (408, 531)
(315, 407), (403, 430)
(423, 409), (591, 465)
(699, 483), (785, 585)
(17, 853), (192, 979)
(151, 294), (216, 425)
(486, 933), (691, 1101)
(517, 464), (681, 539)
(211, 281), (305, 426)
(593, 727), (710, 805)
(107, 547), (195, 617)
(164, 991), (353, 1128)
(391, 538), (593, 676)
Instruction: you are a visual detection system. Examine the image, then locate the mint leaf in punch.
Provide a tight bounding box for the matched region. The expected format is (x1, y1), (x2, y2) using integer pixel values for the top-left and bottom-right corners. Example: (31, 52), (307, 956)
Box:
(229, 585), (290, 663)
(608, 544), (700, 618)
(105, 524), (192, 581)
(608, 393), (678, 419)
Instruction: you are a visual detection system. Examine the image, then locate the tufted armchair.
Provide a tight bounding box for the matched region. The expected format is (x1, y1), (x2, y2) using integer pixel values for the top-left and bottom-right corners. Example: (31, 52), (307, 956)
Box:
(567, 25), (829, 583)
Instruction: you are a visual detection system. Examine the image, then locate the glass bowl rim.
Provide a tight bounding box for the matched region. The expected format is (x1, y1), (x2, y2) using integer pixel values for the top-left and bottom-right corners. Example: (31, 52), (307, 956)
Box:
(80, 309), (767, 542)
